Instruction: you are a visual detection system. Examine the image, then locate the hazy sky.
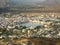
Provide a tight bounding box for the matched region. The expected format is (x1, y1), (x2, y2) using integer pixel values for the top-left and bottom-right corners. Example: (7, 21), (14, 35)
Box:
(12, 0), (46, 2)
(0, 0), (60, 7)
(11, 0), (60, 4)
(11, 0), (47, 4)
(0, 0), (60, 8)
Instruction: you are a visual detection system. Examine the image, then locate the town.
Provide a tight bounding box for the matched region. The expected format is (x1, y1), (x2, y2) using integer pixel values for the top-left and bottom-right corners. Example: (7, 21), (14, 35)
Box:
(0, 12), (60, 45)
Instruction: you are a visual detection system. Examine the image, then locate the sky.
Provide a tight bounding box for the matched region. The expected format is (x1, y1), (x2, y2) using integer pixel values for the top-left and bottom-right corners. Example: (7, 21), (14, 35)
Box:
(11, 0), (60, 7)
(12, 0), (46, 2)
(0, 0), (60, 8)
(11, 0), (46, 5)
(11, 0), (60, 5)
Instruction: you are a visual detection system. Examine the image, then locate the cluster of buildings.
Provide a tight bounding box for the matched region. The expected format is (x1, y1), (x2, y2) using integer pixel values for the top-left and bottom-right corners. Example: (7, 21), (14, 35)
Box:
(0, 12), (60, 45)
(0, 13), (60, 39)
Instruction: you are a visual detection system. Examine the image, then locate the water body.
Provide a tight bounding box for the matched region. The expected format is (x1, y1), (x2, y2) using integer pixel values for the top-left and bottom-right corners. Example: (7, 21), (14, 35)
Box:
(20, 22), (41, 27)
(14, 22), (41, 27)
